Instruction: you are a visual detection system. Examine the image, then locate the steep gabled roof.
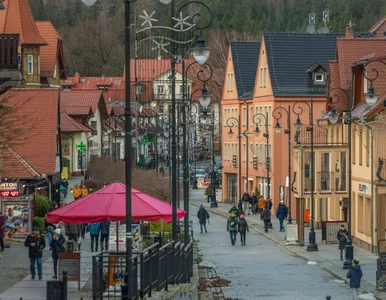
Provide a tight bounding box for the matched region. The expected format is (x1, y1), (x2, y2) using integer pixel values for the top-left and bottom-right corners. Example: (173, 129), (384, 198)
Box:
(1, 145), (41, 179)
(1, 88), (59, 175)
(61, 90), (105, 115)
(230, 41), (260, 99)
(36, 21), (65, 78)
(264, 32), (341, 96)
(61, 113), (93, 132)
(0, 0), (46, 45)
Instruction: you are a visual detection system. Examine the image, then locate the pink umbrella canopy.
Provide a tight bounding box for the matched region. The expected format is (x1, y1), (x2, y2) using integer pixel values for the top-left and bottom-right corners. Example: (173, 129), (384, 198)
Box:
(46, 182), (186, 224)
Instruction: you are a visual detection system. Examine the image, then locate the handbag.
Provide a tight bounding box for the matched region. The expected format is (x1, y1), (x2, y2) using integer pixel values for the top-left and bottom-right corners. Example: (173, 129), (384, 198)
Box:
(77, 236), (83, 244)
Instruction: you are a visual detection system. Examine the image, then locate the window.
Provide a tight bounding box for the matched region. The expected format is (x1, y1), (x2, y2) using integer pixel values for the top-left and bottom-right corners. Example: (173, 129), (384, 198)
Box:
(353, 125), (356, 164)
(230, 73), (234, 91)
(242, 143), (246, 162)
(180, 85), (184, 95)
(157, 85), (165, 94)
(366, 131), (370, 167)
(315, 74), (324, 82)
(264, 106), (267, 122)
(250, 106), (253, 127)
(98, 86), (108, 92)
(242, 107), (247, 126)
(320, 152), (331, 191)
(359, 129), (363, 166)
(158, 104), (164, 114)
(268, 106), (272, 125)
(27, 55), (33, 75)
(304, 152), (315, 193)
(365, 197), (371, 235)
(224, 143), (227, 160)
(249, 143), (253, 162)
(357, 195), (363, 233)
(263, 67), (267, 88)
(38, 55), (40, 75)
(91, 121), (97, 135)
(259, 68), (263, 88)
(255, 143), (258, 162)
(135, 85), (144, 95)
(227, 73), (234, 92)
(335, 151), (347, 192)
(53, 65), (57, 79)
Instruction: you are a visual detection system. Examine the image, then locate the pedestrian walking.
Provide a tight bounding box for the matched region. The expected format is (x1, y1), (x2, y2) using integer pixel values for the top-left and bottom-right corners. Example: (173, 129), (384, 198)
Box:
(24, 227), (46, 280)
(100, 221), (110, 251)
(88, 222), (101, 252)
(205, 185), (213, 203)
(229, 205), (240, 218)
(238, 214), (249, 246)
(64, 223), (80, 243)
(258, 197), (266, 219)
(237, 199), (243, 215)
(72, 185), (82, 200)
(0, 212), (5, 252)
(81, 185), (89, 197)
(276, 200), (288, 232)
(61, 178), (69, 198)
(46, 202), (58, 250)
(227, 213), (238, 245)
(347, 258), (363, 300)
(337, 224), (349, 260)
(251, 192), (258, 215)
(242, 192), (250, 215)
(51, 229), (65, 279)
(262, 208), (271, 232)
(197, 204), (209, 233)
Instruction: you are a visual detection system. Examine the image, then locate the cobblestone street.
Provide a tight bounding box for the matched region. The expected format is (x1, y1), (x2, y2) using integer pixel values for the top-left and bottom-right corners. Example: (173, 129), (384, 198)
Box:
(191, 202), (357, 300)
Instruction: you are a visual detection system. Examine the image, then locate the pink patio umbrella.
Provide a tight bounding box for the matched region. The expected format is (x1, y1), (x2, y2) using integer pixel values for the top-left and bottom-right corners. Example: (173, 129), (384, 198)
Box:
(46, 182), (186, 224)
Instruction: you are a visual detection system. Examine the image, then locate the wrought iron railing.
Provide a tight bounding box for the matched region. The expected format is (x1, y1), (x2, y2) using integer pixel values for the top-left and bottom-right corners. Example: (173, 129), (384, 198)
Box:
(92, 240), (194, 300)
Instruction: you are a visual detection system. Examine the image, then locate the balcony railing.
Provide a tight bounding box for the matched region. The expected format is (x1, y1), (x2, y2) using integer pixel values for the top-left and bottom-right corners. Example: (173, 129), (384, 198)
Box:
(0, 34), (19, 70)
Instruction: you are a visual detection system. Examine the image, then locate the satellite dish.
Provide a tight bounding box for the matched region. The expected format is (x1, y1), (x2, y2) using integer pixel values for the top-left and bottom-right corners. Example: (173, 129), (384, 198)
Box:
(306, 24), (316, 34)
(82, 0), (97, 6)
(319, 26), (329, 34)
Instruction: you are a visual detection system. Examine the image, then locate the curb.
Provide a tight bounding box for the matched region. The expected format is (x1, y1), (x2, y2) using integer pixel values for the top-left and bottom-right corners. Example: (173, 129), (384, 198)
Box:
(192, 203), (384, 300)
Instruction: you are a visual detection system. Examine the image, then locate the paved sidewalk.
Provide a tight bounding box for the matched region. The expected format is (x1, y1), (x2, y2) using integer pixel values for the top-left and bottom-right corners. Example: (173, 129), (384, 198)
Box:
(189, 189), (384, 300)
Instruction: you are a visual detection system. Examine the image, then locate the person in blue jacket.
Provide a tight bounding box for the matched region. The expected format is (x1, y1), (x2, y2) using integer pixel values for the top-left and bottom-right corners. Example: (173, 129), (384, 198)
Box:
(276, 200), (288, 232)
(88, 222), (101, 252)
(347, 258), (363, 300)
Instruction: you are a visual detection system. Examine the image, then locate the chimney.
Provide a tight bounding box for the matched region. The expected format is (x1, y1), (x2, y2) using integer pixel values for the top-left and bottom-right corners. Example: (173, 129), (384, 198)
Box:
(345, 23), (354, 39)
(74, 72), (81, 83)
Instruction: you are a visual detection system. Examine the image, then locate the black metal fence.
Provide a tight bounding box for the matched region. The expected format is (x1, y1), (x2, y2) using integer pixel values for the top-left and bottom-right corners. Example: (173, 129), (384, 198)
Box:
(92, 240), (194, 299)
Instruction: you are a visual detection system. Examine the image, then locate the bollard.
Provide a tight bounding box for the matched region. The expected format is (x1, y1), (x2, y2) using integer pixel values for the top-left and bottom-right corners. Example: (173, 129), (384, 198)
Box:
(326, 296), (331, 300)
(61, 271), (68, 300)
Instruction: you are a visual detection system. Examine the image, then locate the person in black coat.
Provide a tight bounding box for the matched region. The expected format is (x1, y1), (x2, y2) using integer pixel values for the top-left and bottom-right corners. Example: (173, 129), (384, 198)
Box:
(100, 221), (110, 251)
(347, 258), (363, 299)
(237, 200), (243, 215)
(238, 214), (249, 246)
(337, 225), (349, 260)
(276, 201), (288, 232)
(262, 208), (271, 233)
(197, 205), (209, 233)
(24, 227), (46, 280)
(51, 229), (66, 279)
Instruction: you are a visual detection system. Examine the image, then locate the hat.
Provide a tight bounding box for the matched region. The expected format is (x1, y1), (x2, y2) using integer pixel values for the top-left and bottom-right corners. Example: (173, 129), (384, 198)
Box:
(54, 229), (61, 235)
(240, 214), (244, 218)
(353, 258), (360, 264)
(32, 227), (39, 232)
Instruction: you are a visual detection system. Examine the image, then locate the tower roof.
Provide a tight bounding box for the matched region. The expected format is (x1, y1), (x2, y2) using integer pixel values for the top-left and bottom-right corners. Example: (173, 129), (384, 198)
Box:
(0, 0), (47, 45)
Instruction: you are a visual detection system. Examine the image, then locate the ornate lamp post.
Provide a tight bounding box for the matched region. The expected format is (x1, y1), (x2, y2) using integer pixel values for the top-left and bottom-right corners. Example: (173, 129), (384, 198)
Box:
(226, 117), (242, 198)
(362, 60), (386, 107)
(272, 106), (292, 223)
(327, 88), (354, 268)
(292, 99), (318, 251)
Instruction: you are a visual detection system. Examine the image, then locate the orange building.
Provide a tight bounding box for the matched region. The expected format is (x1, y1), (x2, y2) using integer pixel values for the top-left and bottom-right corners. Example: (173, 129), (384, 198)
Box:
(221, 33), (349, 220)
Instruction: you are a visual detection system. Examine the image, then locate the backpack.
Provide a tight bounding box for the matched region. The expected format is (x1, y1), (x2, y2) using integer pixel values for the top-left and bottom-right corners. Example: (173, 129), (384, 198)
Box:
(229, 217), (236, 228)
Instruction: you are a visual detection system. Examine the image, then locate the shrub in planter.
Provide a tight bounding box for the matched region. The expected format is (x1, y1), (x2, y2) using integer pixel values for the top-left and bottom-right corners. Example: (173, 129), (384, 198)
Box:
(35, 194), (50, 218)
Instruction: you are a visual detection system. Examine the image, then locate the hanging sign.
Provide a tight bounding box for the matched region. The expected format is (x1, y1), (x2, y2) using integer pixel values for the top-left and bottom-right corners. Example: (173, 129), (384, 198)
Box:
(0, 183), (19, 197)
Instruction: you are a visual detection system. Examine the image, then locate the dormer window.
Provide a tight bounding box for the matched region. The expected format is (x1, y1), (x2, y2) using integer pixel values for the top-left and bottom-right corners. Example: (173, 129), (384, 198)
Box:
(315, 73), (324, 82)
(135, 84), (144, 95)
(98, 86), (108, 92)
(307, 63), (327, 85)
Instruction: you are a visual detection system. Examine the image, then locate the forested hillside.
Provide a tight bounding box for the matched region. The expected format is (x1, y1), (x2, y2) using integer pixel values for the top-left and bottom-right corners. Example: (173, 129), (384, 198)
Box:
(28, 0), (386, 77)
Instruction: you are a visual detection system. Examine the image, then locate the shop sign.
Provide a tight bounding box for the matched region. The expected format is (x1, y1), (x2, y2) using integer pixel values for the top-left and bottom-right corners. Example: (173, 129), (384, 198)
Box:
(359, 182), (369, 195)
(0, 182), (19, 197)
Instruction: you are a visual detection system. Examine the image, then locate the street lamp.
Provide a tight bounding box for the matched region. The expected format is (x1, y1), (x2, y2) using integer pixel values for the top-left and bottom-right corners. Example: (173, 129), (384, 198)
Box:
(226, 116), (242, 198)
(327, 88), (354, 268)
(191, 36), (212, 65)
(293, 99), (317, 251)
(252, 113), (271, 227)
(272, 105), (292, 224)
(362, 59), (386, 106)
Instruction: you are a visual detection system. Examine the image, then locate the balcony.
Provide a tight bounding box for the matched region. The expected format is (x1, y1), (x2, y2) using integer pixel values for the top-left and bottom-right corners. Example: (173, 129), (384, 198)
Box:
(0, 34), (19, 70)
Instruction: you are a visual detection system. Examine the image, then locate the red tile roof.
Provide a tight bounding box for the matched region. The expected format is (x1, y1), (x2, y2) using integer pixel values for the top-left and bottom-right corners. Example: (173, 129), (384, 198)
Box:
(0, 0), (46, 45)
(330, 38), (386, 110)
(1, 89), (59, 176)
(63, 106), (93, 116)
(61, 90), (104, 115)
(61, 113), (93, 132)
(1, 145), (41, 179)
(35, 21), (62, 77)
(369, 15), (386, 37)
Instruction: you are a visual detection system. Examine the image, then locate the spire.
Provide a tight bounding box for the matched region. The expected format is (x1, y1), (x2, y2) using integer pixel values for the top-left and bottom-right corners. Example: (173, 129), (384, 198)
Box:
(0, 0), (46, 45)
